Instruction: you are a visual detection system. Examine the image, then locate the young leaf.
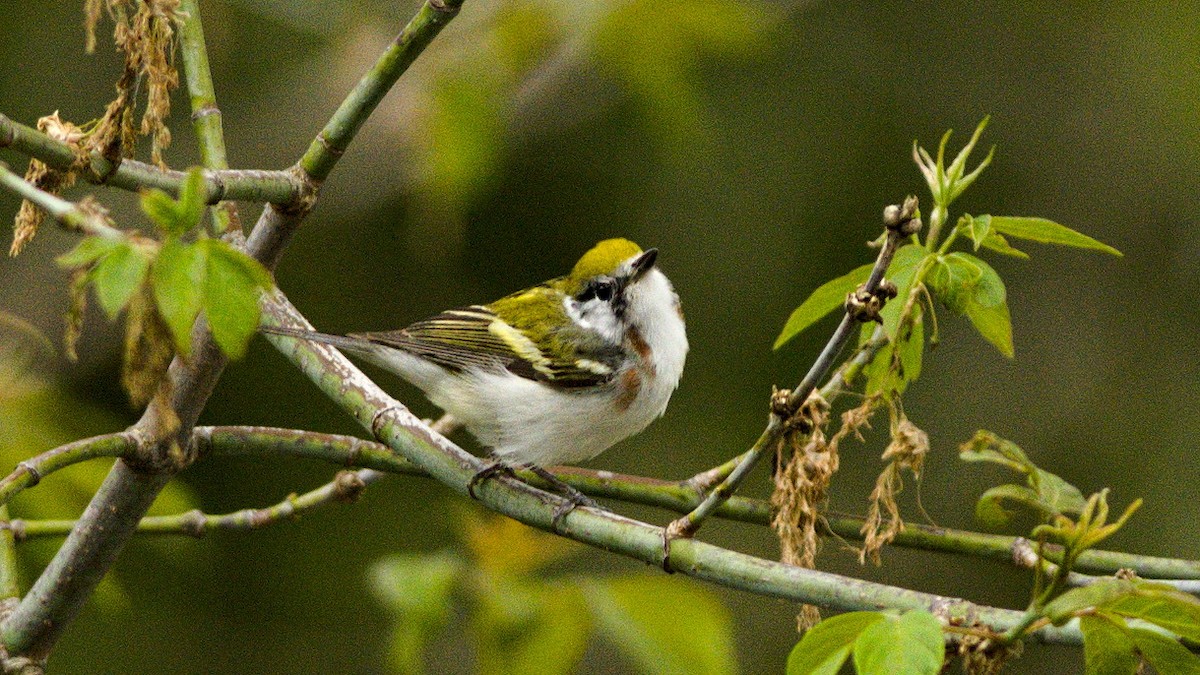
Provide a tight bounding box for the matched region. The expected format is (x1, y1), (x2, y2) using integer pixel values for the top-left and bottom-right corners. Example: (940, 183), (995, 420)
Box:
(1129, 627), (1200, 674)
(476, 583), (591, 675)
(925, 252), (982, 314)
(980, 231), (1029, 259)
(987, 216), (1122, 256)
(975, 484), (1045, 528)
(775, 263), (873, 350)
(787, 612), (884, 675)
(957, 253), (1013, 358)
(92, 242), (151, 319)
(140, 188), (181, 233)
(852, 610), (944, 675)
(1043, 579), (1136, 625)
(176, 167), (208, 234)
(56, 235), (120, 268)
(201, 240), (273, 359)
(1079, 614), (1138, 675)
(151, 239), (207, 355)
(961, 214), (991, 251)
(588, 576), (737, 675)
(878, 244), (931, 339)
(1104, 584), (1200, 643)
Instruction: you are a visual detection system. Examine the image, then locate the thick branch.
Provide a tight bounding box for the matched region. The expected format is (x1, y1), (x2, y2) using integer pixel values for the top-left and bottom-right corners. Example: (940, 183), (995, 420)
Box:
(0, 114), (300, 206)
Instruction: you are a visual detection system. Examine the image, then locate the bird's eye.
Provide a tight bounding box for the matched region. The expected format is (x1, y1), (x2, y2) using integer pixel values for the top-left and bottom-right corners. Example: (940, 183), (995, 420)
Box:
(593, 280), (615, 302)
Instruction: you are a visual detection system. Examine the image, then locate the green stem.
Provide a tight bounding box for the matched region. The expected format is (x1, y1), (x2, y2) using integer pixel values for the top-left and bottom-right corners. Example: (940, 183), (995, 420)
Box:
(0, 163), (124, 239)
(669, 208), (914, 537)
(5, 426), (1199, 583)
(298, 0), (464, 181)
(0, 114), (300, 205)
(178, 0), (238, 234)
(259, 294), (1098, 645)
(0, 506), (20, 601)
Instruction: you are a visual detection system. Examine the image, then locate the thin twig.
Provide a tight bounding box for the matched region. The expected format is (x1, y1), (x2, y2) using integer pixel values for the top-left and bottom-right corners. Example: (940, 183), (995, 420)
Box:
(665, 198), (921, 541)
(0, 163), (125, 239)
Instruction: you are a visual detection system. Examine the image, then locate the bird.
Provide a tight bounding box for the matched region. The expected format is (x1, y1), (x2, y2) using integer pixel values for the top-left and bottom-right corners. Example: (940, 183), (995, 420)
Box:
(264, 238), (687, 515)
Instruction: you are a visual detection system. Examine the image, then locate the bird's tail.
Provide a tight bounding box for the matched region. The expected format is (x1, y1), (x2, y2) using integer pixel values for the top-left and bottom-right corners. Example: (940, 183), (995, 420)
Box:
(260, 325), (372, 353)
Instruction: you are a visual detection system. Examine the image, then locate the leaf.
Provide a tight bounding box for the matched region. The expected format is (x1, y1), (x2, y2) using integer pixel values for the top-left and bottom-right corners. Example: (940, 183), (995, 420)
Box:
(370, 552), (464, 674)
(139, 188), (181, 233)
(925, 252), (982, 314)
(55, 235), (120, 268)
(975, 484), (1044, 528)
(879, 244), (930, 339)
(852, 610), (944, 675)
(987, 216), (1122, 256)
(1129, 627), (1200, 674)
(476, 583), (591, 675)
(1041, 576), (1132, 624)
(201, 240), (272, 359)
(587, 576), (737, 675)
(1104, 583), (1200, 642)
(961, 214), (992, 251)
(774, 263), (872, 350)
(1080, 614), (1139, 675)
(956, 253), (1013, 358)
(980, 231), (1029, 259)
(91, 242), (150, 319)
(787, 612), (883, 675)
(175, 167), (208, 235)
(151, 239), (207, 356)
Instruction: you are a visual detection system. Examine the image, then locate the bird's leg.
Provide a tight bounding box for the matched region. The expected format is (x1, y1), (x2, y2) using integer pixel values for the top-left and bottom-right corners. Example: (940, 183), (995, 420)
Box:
(467, 458), (514, 500)
(527, 465), (599, 510)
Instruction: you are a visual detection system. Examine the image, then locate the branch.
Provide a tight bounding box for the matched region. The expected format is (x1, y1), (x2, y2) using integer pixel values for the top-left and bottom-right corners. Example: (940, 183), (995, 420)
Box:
(0, 1), (469, 660)
(256, 293), (1103, 646)
(667, 198), (922, 539)
(178, 0), (239, 234)
(5, 425), (1198, 586)
(0, 114), (300, 206)
(298, 0), (464, 182)
(0, 163), (125, 239)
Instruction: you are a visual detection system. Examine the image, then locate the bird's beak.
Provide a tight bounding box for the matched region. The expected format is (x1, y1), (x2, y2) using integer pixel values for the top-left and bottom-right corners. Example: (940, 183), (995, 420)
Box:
(629, 248), (658, 282)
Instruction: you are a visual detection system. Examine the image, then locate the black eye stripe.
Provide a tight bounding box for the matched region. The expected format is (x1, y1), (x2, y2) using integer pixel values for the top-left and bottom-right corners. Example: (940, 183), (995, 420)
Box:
(578, 279), (616, 303)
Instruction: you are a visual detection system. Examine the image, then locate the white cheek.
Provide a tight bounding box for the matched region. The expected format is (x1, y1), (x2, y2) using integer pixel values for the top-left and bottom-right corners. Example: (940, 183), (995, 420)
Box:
(564, 296), (622, 343)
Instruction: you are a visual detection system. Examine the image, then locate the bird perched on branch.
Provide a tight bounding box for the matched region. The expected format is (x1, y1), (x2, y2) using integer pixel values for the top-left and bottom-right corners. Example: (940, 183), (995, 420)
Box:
(264, 238), (687, 515)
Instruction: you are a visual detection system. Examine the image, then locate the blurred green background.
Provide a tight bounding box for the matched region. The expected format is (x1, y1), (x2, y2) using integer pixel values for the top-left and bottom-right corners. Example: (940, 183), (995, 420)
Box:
(2, 1), (1199, 672)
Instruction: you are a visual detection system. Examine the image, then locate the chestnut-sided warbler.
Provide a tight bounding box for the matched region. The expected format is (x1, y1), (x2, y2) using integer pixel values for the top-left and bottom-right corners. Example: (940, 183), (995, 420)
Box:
(266, 238), (687, 504)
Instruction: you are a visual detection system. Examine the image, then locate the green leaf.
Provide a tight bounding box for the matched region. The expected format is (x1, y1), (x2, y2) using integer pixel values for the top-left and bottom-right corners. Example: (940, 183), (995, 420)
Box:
(926, 252), (982, 314)
(961, 214), (992, 251)
(140, 189), (181, 232)
(1044, 580), (1141, 625)
(975, 484), (1044, 528)
(370, 552), (464, 674)
(151, 239), (207, 355)
(774, 263), (872, 350)
(879, 244), (930, 339)
(852, 610), (944, 675)
(1080, 614), (1139, 675)
(987, 216), (1122, 256)
(980, 231), (1030, 259)
(55, 235), (121, 268)
(201, 240), (272, 359)
(1105, 584), (1200, 642)
(587, 576), (737, 675)
(476, 583), (590, 675)
(176, 167), (208, 235)
(92, 242), (150, 319)
(787, 612), (883, 675)
(1129, 627), (1200, 674)
(956, 253), (1013, 358)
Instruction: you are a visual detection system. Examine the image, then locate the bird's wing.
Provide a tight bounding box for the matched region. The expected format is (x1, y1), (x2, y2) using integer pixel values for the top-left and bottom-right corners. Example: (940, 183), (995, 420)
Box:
(355, 289), (620, 389)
